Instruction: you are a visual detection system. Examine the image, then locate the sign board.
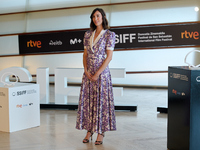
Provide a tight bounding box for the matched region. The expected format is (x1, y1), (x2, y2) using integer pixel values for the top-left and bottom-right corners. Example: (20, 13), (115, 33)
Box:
(19, 23), (200, 54)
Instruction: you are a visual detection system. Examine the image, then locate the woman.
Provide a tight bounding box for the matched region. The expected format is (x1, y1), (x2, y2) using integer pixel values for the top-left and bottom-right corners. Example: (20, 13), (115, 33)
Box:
(76, 8), (116, 145)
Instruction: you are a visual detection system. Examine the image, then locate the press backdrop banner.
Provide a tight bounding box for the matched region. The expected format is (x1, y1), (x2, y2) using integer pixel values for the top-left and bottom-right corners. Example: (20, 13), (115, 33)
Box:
(19, 23), (200, 54)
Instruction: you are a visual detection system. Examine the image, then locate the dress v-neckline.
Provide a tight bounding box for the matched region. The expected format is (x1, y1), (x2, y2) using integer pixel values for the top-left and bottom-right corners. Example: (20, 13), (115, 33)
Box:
(90, 29), (107, 53)
(93, 30), (100, 43)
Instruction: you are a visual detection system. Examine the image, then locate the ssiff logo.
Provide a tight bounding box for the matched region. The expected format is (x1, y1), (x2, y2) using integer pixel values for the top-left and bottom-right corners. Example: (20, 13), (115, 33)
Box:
(17, 90), (26, 96)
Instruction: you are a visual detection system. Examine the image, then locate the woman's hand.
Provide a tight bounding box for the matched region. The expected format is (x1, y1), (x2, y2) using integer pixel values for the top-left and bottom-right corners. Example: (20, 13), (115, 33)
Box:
(91, 74), (99, 81)
(85, 69), (99, 81)
(85, 70), (92, 80)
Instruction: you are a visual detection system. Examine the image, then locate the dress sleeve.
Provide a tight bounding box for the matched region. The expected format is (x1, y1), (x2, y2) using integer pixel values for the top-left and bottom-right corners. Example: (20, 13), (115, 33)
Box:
(106, 31), (116, 51)
(83, 31), (91, 50)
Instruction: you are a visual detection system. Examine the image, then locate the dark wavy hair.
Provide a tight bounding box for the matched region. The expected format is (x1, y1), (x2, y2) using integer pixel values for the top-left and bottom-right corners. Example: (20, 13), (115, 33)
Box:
(90, 8), (109, 31)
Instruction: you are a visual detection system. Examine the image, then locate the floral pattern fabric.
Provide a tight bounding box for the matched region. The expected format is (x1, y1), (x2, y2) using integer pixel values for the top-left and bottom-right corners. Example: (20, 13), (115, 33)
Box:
(76, 30), (116, 134)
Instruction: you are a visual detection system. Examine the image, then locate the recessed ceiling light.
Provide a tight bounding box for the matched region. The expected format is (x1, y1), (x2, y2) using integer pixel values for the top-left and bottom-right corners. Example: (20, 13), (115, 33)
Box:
(195, 7), (199, 12)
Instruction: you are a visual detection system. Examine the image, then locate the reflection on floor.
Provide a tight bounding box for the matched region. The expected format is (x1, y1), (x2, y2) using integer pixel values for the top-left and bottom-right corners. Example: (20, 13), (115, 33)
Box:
(0, 87), (168, 150)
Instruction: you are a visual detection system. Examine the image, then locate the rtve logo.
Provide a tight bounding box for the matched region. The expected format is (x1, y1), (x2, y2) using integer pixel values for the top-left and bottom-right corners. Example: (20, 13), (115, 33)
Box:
(27, 40), (41, 48)
(181, 30), (199, 40)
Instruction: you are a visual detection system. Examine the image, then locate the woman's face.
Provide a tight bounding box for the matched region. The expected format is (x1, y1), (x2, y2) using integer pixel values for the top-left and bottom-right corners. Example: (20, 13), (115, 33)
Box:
(92, 10), (103, 28)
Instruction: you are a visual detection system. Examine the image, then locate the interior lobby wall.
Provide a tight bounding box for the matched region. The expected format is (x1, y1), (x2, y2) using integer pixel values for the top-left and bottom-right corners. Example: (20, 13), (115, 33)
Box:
(0, 0), (199, 86)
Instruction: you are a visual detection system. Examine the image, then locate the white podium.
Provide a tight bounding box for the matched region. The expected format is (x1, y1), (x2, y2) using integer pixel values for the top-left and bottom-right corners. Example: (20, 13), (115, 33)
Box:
(0, 83), (40, 132)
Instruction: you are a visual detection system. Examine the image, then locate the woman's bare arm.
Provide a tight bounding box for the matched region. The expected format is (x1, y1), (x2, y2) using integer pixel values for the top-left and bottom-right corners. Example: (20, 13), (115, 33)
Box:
(91, 50), (113, 81)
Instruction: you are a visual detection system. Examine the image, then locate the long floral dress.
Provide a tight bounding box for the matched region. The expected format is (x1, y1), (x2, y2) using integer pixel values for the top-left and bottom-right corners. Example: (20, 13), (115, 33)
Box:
(76, 29), (116, 134)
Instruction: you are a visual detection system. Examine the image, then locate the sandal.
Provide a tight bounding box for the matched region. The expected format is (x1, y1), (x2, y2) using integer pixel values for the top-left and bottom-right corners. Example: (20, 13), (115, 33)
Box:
(95, 133), (105, 145)
(83, 131), (93, 143)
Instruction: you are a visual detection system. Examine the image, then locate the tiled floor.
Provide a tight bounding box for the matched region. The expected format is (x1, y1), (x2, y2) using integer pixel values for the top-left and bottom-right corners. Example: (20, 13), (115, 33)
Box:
(0, 87), (168, 150)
